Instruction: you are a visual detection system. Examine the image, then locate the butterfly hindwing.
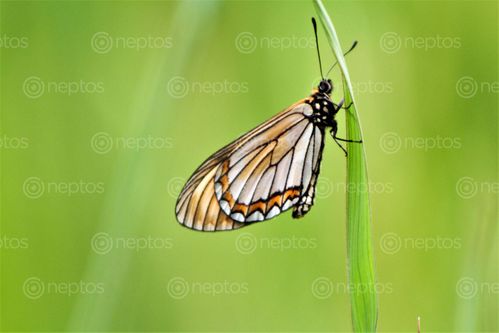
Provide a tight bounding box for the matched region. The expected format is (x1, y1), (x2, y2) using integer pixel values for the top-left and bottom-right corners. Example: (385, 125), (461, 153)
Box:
(214, 118), (324, 222)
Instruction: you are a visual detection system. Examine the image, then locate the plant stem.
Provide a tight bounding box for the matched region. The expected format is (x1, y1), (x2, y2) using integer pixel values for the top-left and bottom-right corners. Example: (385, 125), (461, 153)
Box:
(313, 1), (378, 332)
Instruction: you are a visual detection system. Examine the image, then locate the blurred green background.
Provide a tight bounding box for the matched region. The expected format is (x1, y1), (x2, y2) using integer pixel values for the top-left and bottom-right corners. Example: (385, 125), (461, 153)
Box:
(1, 0), (497, 332)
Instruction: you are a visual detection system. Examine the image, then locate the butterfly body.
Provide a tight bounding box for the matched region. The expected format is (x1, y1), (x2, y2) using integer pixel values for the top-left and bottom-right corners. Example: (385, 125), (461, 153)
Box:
(174, 17), (361, 231)
(175, 79), (349, 231)
(306, 81), (338, 127)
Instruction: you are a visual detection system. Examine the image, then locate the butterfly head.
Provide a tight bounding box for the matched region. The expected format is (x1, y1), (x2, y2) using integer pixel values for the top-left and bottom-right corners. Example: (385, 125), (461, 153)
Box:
(318, 79), (333, 95)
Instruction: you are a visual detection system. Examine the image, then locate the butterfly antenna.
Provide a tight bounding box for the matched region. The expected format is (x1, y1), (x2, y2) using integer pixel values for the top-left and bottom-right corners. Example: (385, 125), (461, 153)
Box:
(325, 40), (358, 77)
(311, 17), (324, 79)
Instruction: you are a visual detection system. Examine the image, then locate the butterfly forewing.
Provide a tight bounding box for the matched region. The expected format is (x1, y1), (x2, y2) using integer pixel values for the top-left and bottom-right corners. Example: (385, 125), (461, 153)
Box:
(175, 99), (325, 231)
(175, 160), (246, 231)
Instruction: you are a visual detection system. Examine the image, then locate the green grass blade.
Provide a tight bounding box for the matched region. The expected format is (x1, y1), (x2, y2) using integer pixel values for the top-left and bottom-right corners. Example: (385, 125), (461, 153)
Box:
(313, 1), (378, 332)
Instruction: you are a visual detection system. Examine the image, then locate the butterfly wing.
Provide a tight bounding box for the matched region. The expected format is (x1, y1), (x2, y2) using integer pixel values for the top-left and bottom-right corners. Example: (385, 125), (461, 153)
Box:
(175, 99), (325, 231)
(175, 159), (246, 231)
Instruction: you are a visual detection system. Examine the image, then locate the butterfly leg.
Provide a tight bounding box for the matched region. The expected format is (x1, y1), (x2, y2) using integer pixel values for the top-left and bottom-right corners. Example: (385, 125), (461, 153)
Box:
(342, 101), (353, 110)
(330, 121), (363, 157)
(336, 99), (344, 110)
(335, 98), (353, 110)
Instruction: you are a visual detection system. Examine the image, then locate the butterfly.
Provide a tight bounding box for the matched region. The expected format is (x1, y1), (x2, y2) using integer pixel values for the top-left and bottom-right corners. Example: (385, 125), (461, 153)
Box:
(175, 18), (361, 231)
